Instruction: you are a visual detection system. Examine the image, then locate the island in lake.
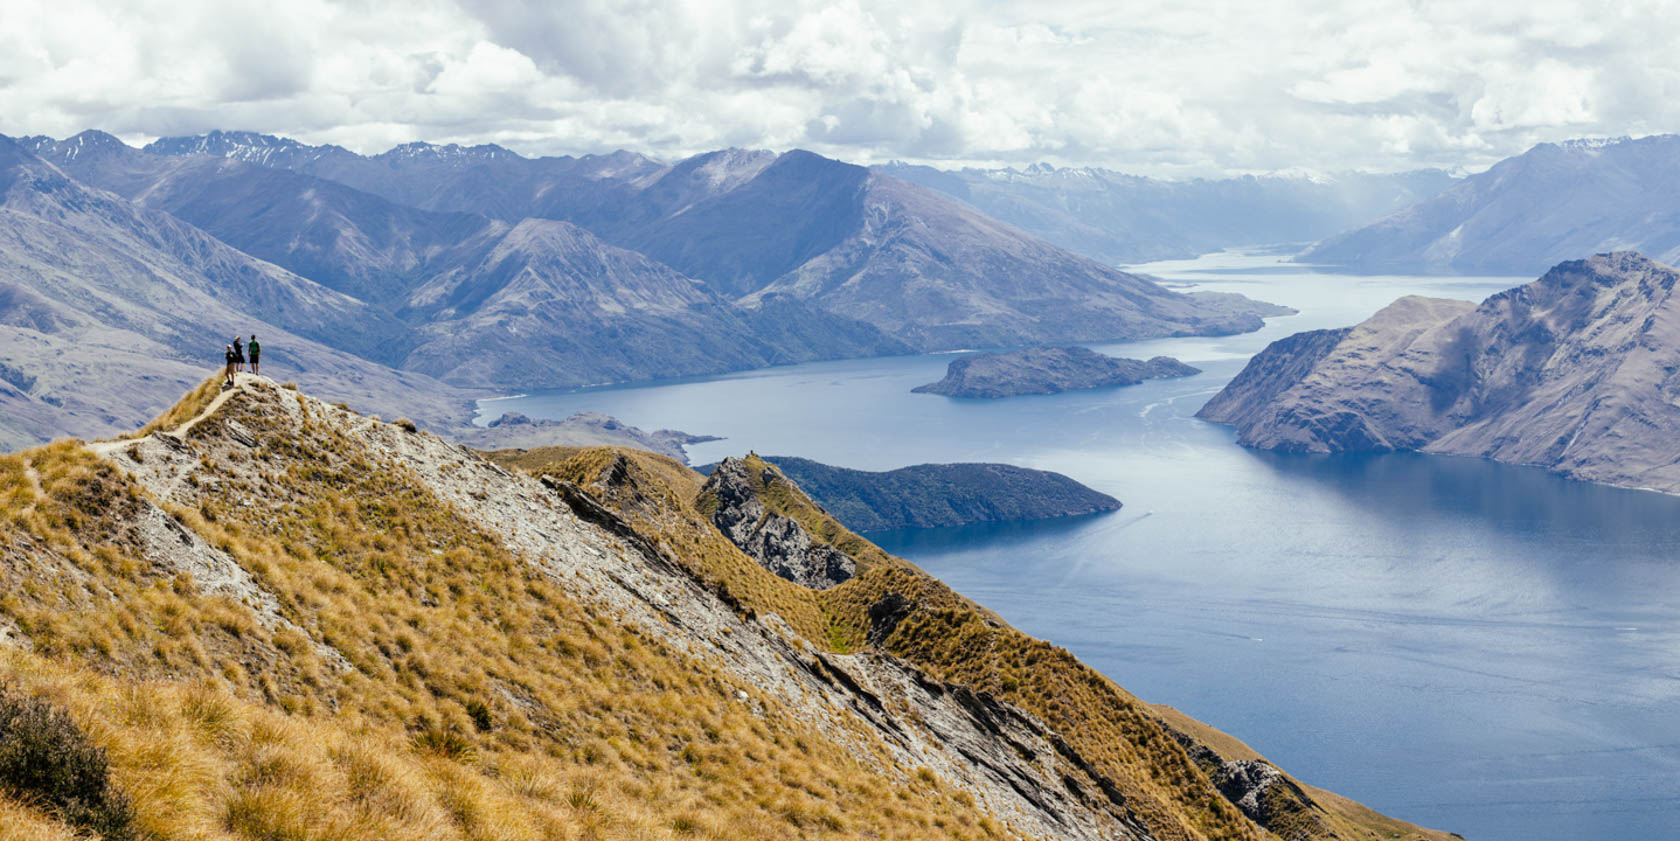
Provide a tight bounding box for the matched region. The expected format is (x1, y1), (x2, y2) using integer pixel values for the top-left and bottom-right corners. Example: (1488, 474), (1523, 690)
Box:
(699, 454), (1121, 532)
(913, 346), (1200, 398)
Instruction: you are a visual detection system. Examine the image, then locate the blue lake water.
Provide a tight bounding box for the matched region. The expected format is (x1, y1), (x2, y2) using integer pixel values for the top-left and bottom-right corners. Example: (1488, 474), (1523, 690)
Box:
(481, 251), (1680, 841)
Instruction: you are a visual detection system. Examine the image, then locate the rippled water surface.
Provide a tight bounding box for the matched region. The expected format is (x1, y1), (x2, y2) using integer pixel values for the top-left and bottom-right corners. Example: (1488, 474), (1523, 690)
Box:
(482, 252), (1680, 841)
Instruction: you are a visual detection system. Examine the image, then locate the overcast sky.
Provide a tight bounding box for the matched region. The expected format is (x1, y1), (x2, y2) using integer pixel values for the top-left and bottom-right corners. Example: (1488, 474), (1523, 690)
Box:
(3, 0), (1676, 176)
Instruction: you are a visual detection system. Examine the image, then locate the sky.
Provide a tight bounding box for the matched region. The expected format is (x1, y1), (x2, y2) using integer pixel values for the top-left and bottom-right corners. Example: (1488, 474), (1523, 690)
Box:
(2, 0), (1677, 177)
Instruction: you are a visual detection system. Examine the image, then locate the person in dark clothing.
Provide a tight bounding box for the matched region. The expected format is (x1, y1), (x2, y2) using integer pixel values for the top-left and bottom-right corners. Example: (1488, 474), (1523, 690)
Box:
(248, 335), (261, 376)
(224, 345), (237, 387)
(232, 336), (245, 372)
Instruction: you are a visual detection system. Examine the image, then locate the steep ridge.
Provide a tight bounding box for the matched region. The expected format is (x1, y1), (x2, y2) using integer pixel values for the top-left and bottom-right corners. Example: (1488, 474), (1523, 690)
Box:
(1199, 252), (1680, 493)
(1300, 135), (1680, 275)
(496, 448), (1458, 841)
(0, 378), (1454, 839)
(879, 162), (1457, 265)
(0, 136), (474, 450)
(144, 132), (1291, 350)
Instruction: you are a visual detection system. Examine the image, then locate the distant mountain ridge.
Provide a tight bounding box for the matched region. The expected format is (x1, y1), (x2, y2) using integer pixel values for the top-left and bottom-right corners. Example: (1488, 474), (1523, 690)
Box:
(135, 130), (1291, 349)
(879, 161), (1457, 264)
(1198, 252), (1680, 494)
(1299, 134), (1680, 274)
(0, 134), (474, 449)
(24, 131), (910, 391)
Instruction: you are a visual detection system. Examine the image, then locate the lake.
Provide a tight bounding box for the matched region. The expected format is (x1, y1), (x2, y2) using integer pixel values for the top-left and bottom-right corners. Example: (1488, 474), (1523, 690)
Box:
(479, 251), (1680, 841)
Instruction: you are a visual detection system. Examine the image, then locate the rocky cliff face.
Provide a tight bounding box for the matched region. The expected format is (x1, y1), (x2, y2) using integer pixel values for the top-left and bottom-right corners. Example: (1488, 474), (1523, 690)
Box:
(700, 457), (857, 588)
(914, 346), (1201, 398)
(1199, 252), (1680, 494)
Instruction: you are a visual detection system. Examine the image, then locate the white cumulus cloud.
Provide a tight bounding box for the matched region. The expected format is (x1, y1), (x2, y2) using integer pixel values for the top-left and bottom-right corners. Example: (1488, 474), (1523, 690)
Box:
(1, 0), (1678, 175)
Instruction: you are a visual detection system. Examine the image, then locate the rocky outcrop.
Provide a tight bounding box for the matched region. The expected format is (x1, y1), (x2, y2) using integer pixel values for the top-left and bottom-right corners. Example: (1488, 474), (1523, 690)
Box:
(1160, 721), (1333, 839)
(914, 346), (1201, 399)
(1199, 252), (1680, 494)
(700, 457), (856, 588)
(702, 455), (1121, 532)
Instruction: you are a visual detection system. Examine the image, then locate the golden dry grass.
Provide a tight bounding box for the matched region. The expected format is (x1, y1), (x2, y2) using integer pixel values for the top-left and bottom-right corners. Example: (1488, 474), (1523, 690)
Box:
(496, 446), (1450, 841)
(0, 388), (1017, 841)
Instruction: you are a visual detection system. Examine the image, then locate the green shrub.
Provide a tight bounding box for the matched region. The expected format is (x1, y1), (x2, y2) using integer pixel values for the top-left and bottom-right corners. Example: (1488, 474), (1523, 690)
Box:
(0, 683), (134, 840)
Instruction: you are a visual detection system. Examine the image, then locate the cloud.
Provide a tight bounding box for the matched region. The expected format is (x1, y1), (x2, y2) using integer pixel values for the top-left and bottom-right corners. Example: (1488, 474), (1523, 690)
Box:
(2, 0), (1678, 176)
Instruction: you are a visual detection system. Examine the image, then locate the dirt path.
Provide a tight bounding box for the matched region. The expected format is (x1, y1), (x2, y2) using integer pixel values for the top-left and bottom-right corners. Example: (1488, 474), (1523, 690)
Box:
(89, 373), (266, 459)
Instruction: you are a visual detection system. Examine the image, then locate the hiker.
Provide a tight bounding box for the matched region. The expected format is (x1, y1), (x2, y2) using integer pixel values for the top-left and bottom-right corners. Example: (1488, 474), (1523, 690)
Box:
(223, 345), (237, 386)
(248, 334), (261, 376)
(232, 335), (245, 373)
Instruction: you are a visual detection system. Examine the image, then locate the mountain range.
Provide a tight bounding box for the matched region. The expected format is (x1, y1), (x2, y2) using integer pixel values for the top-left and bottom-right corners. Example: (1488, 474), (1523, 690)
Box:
(0, 129), (1294, 448)
(1299, 135), (1680, 275)
(1199, 252), (1680, 494)
(880, 161), (1457, 265)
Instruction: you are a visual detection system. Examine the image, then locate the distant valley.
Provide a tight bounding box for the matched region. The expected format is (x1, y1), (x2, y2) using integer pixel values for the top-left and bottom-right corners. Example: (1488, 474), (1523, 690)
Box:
(880, 161), (1457, 265)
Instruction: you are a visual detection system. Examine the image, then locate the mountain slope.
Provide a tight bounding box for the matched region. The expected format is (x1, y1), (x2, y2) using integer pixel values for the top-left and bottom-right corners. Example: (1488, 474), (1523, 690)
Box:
(0, 136), (472, 449)
(1199, 251), (1680, 493)
(740, 166), (1291, 349)
(1300, 135), (1680, 275)
(23, 133), (909, 392)
(0, 378), (1454, 840)
(880, 162), (1457, 265)
(27, 130), (506, 306)
(145, 133), (1291, 350)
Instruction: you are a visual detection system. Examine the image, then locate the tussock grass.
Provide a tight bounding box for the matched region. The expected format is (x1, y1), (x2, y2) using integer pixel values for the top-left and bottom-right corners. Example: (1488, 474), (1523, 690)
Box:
(0, 384), (1013, 841)
(497, 447), (1285, 841)
(136, 374), (225, 438)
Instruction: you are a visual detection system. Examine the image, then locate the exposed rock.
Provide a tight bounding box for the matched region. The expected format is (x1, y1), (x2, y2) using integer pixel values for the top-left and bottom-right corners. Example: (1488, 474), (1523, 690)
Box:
(1199, 252), (1680, 494)
(915, 346), (1200, 399)
(1159, 719), (1333, 838)
(697, 455), (1120, 532)
(701, 457), (856, 588)
(456, 410), (721, 463)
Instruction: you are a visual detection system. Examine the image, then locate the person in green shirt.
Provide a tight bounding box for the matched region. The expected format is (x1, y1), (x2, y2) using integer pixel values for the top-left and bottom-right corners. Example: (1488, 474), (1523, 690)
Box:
(248, 335), (261, 376)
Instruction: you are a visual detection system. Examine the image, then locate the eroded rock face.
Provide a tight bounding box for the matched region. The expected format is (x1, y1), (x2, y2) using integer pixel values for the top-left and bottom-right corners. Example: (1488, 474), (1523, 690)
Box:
(701, 458), (856, 589)
(1161, 722), (1331, 838)
(1198, 252), (1680, 494)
